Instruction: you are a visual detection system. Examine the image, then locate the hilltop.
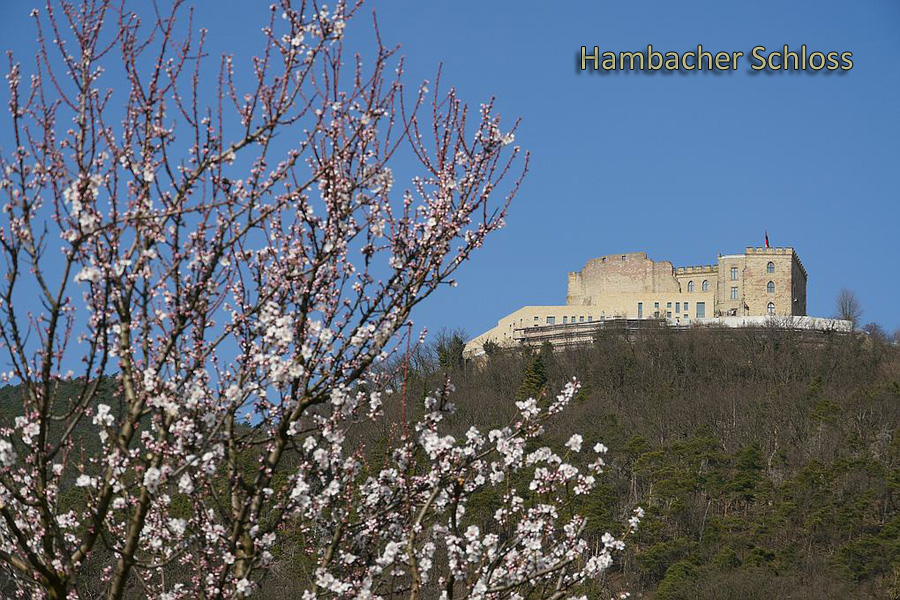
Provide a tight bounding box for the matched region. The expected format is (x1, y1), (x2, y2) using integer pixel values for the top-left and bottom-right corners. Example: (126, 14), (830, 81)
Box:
(403, 326), (900, 599)
(1, 328), (897, 599)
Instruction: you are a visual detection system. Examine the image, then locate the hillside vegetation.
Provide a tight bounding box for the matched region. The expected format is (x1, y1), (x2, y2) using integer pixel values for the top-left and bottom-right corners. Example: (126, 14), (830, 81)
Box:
(2, 327), (898, 598)
(375, 326), (900, 599)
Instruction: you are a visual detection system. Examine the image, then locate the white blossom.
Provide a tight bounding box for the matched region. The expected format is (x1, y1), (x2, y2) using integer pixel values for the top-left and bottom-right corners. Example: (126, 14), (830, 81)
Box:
(92, 404), (114, 427)
(74, 266), (101, 284)
(178, 473), (194, 495)
(235, 578), (253, 597)
(0, 440), (16, 467)
(143, 467), (162, 494)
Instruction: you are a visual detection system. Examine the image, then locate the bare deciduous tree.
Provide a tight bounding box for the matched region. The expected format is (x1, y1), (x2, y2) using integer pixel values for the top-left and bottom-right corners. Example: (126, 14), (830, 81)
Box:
(0, 2), (636, 599)
(835, 288), (862, 328)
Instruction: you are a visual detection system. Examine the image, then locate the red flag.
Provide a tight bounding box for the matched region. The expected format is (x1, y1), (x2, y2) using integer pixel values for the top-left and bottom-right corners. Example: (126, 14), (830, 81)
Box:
(765, 231), (770, 248)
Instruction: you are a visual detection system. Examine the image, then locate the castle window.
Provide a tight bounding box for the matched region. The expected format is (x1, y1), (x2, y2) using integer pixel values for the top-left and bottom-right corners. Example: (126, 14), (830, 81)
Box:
(587, 315), (592, 322)
(696, 302), (706, 318)
(730, 267), (738, 281)
(534, 316), (539, 321)
(579, 316), (585, 323)
(701, 280), (709, 292)
(638, 302), (643, 318)
(675, 302), (680, 313)
(684, 302), (689, 312)
(621, 255), (626, 261)
(563, 316), (568, 324)
(687, 280), (695, 292)
(667, 302), (672, 309)
(767, 281), (775, 293)
(731, 286), (738, 300)
(654, 301), (660, 309)
(767, 302), (775, 315)
(666, 311), (672, 318)
(546, 316), (555, 325)
(767, 261), (775, 273)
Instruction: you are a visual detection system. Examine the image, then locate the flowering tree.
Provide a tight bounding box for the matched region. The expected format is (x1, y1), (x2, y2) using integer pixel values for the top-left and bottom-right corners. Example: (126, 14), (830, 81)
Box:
(0, 1), (637, 598)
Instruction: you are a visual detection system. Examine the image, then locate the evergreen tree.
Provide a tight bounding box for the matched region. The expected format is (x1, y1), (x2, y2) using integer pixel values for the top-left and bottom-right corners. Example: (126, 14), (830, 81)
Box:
(539, 340), (554, 364)
(435, 329), (467, 371)
(516, 355), (548, 401)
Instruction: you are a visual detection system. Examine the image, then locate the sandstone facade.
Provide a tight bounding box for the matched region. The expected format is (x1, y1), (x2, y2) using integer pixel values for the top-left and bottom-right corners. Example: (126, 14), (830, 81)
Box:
(465, 246), (808, 356)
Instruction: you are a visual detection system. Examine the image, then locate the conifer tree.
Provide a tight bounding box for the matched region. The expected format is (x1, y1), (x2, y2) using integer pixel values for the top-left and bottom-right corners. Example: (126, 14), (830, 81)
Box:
(436, 330), (467, 370)
(482, 339), (500, 356)
(517, 354), (548, 401)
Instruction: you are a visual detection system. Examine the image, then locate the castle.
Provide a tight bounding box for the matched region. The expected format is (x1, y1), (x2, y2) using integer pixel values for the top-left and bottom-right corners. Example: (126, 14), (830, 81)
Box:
(463, 246), (847, 358)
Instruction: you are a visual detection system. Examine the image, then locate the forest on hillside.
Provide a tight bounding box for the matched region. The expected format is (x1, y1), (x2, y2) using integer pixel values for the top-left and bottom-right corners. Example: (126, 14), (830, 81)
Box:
(1, 326), (897, 598)
(359, 326), (900, 599)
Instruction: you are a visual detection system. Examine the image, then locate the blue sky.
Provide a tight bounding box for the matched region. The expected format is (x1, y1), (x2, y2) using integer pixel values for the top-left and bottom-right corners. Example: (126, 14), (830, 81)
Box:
(1, 0), (898, 340)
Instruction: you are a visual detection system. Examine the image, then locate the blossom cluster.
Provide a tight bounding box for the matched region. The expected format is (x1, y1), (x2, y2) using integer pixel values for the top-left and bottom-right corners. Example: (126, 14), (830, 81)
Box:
(266, 377), (642, 599)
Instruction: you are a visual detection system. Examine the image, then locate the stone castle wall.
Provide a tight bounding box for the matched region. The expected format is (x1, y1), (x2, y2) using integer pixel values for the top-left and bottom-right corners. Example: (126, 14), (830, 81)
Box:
(464, 246), (810, 357)
(567, 252), (681, 305)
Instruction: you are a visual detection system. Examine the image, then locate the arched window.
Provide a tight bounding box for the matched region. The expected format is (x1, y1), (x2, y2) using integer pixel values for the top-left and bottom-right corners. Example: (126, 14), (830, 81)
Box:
(767, 302), (775, 315)
(767, 261), (775, 273)
(687, 280), (695, 293)
(701, 280), (709, 292)
(767, 281), (775, 293)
